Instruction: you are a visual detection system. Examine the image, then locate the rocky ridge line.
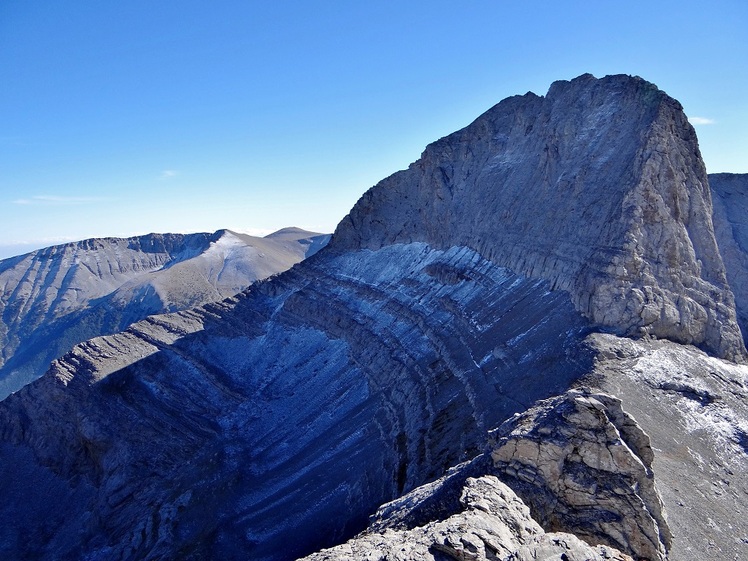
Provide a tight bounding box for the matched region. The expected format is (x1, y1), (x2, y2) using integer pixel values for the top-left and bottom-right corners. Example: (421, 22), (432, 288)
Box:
(300, 389), (666, 561)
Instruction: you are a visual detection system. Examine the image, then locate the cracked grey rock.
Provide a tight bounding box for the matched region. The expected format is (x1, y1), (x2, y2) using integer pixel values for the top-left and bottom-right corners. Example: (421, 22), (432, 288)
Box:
(299, 475), (632, 561)
(488, 390), (670, 561)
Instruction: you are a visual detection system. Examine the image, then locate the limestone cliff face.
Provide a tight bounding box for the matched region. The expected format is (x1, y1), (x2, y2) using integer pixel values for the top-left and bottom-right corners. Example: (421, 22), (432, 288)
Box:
(1, 75), (747, 561)
(710, 173), (748, 344)
(332, 74), (744, 360)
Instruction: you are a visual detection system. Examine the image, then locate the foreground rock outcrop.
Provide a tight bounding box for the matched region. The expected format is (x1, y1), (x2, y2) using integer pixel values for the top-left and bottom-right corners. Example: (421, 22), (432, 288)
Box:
(0, 74), (746, 561)
(0, 227), (329, 397)
(303, 389), (670, 561)
(489, 391), (670, 560)
(302, 475), (633, 561)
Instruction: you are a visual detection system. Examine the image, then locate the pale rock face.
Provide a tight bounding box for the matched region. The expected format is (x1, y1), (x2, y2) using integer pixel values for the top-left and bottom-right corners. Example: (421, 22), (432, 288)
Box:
(301, 388), (666, 561)
(710, 173), (748, 344)
(300, 476), (633, 561)
(0, 228), (329, 397)
(332, 74), (744, 360)
(489, 391), (670, 561)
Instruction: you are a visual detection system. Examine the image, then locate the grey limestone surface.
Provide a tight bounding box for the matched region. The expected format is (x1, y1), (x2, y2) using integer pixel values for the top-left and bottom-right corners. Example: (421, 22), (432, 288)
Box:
(0, 75), (747, 561)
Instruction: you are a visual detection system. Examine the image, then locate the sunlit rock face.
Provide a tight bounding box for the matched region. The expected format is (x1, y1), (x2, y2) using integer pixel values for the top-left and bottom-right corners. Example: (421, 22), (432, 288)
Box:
(710, 172), (748, 344)
(333, 74), (744, 361)
(0, 228), (329, 397)
(300, 474), (634, 561)
(0, 74), (747, 561)
(300, 388), (670, 561)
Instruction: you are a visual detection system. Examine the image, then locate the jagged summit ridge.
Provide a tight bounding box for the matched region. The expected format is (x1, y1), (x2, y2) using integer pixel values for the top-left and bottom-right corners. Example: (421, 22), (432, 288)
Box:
(332, 73), (744, 360)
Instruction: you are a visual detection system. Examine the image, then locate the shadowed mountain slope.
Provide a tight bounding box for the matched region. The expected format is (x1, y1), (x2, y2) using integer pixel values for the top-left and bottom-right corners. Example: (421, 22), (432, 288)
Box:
(0, 74), (746, 561)
(0, 228), (329, 398)
(710, 172), (748, 345)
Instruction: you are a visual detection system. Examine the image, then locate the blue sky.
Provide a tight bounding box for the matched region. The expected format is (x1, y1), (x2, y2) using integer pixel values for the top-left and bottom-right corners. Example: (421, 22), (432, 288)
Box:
(1, 1), (746, 258)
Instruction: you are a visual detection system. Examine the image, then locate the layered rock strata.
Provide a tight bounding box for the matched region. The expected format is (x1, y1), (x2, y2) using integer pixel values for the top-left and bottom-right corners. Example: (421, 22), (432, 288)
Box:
(332, 74), (744, 360)
(0, 243), (590, 560)
(0, 74), (746, 561)
(0, 228), (329, 397)
(489, 391), (670, 560)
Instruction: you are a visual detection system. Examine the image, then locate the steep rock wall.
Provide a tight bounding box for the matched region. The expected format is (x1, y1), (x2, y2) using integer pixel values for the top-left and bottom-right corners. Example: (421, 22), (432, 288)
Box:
(710, 172), (748, 344)
(331, 74), (744, 360)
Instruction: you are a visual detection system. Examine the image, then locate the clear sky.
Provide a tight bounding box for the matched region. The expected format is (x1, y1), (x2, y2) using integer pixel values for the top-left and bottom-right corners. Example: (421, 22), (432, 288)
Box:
(1, 1), (746, 259)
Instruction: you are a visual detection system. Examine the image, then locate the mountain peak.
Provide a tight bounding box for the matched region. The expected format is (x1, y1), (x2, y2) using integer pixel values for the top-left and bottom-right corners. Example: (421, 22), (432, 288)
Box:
(331, 73), (744, 360)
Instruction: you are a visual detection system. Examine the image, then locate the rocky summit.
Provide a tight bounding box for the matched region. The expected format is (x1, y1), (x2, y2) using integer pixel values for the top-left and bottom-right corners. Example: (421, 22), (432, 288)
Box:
(0, 74), (747, 561)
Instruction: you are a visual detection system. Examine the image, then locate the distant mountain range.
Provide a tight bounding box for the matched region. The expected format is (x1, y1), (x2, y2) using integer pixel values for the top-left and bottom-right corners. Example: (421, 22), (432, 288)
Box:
(0, 227), (329, 398)
(0, 75), (747, 561)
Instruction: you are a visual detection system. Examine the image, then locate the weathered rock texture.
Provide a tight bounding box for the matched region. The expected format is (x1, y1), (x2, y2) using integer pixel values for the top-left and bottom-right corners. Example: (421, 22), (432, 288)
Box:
(301, 389), (668, 561)
(332, 74), (745, 360)
(301, 475), (633, 561)
(0, 227), (329, 397)
(710, 172), (748, 344)
(0, 74), (746, 561)
(489, 391), (670, 560)
(0, 244), (590, 560)
(584, 333), (748, 561)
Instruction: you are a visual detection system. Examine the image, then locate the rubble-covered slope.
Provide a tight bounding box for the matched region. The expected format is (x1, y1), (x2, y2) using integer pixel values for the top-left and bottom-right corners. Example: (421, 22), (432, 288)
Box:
(0, 74), (746, 561)
(0, 228), (329, 398)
